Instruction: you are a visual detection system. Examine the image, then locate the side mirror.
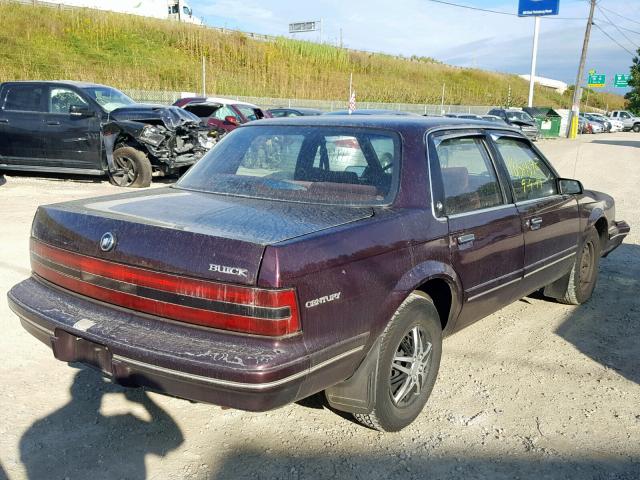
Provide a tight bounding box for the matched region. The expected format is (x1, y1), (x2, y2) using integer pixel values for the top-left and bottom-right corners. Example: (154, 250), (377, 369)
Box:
(224, 115), (239, 126)
(69, 105), (94, 117)
(558, 178), (583, 195)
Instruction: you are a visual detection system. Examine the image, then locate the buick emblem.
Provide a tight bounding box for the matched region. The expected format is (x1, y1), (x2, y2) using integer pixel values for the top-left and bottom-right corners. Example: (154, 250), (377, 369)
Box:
(99, 232), (116, 252)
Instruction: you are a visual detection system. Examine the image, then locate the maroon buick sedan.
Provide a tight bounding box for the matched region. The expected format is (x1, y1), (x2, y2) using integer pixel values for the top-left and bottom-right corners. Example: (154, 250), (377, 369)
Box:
(8, 116), (629, 431)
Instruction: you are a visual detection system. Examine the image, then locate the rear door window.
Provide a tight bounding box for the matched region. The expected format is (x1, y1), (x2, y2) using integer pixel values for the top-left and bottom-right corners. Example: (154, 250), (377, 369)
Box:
(213, 105), (240, 122)
(236, 105), (259, 121)
(185, 104), (220, 119)
(434, 136), (504, 215)
(1, 84), (46, 112)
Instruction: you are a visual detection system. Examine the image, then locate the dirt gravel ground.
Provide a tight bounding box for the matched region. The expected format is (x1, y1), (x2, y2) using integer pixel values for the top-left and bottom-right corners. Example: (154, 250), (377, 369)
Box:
(0, 133), (638, 480)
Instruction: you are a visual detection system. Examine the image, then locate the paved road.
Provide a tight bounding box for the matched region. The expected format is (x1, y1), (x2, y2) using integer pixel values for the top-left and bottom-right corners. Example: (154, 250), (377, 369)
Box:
(0, 133), (638, 480)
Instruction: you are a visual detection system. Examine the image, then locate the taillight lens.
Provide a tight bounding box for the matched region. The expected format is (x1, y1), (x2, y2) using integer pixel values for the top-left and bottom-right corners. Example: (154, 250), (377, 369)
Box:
(30, 239), (300, 336)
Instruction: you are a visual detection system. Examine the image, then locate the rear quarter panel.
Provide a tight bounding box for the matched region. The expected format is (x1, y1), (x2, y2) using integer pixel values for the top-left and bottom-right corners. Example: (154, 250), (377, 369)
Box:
(258, 207), (454, 389)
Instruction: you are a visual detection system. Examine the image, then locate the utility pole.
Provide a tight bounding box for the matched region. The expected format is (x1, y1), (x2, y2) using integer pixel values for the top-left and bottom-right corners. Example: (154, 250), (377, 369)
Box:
(568, 0), (596, 138)
(440, 83), (446, 115)
(527, 16), (541, 108)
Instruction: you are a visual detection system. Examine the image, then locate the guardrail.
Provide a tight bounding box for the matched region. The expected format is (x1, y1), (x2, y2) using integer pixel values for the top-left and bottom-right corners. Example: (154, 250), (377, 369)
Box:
(124, 88), (498, 114)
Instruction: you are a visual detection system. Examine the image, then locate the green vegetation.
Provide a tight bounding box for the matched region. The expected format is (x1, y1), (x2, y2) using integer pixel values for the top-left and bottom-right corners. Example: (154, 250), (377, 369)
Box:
(625, 48), (640, 114)
(0, 1), (626, 110)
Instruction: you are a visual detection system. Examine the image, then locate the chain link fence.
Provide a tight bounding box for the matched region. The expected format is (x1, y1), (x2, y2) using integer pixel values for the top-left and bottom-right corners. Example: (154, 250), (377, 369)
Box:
(124, 89), (498, 115)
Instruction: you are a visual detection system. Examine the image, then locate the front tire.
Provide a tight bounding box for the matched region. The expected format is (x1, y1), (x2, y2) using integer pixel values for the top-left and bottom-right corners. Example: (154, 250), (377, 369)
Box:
(633, 124), (640, 133)
(353, 292), (442, 432)
(558, 227), (600, 305)
(108, 146), (152, 188)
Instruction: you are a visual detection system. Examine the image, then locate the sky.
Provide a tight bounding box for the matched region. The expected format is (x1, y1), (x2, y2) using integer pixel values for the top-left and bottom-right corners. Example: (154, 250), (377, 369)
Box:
(188, 0), (640, 93)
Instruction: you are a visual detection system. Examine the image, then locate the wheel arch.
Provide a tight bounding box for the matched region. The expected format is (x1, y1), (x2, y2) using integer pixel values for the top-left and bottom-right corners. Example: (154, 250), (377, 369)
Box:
(393, 260), (463, 336)
(102, 121), (148, 172)
(585, 207), (607, 250)
(593, 216), (608, 250)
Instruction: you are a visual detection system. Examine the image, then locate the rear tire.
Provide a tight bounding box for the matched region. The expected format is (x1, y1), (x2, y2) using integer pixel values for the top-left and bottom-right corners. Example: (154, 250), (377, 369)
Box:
(558, 227), (600, 305)
(108, 147), (152, 188)
(353, 292), (442, 432)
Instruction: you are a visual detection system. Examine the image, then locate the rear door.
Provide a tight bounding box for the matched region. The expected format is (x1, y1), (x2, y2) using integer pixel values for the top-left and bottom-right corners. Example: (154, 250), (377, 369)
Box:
(429, 131), (524, 329)
(42, 86), (102, 172)
(0, 83), (48, 168)
(489, 133), (580, 294)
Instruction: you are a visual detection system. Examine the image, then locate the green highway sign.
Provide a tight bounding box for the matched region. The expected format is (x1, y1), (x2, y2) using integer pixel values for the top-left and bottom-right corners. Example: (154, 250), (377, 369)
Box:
(614, 74), (631, 88)
(587, 73), (606, 88)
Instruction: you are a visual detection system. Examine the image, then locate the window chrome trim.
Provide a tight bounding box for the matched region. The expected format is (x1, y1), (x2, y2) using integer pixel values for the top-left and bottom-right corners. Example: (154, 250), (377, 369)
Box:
(447, 203), (516, 219)
(514, 194), (564, 207)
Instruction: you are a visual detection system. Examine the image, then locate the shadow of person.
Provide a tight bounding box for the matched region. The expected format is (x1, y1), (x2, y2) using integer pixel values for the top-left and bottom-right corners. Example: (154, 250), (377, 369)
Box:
(555, 243), (640, 385)
(19, 367), (183, 480)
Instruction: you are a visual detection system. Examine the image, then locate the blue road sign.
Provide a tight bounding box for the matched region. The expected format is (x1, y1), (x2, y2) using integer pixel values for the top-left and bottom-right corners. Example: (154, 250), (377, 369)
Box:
(518, 0), (560, 16)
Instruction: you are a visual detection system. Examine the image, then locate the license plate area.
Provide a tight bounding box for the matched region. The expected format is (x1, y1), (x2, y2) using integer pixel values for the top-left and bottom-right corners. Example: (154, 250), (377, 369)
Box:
(51, 329), (113, 375)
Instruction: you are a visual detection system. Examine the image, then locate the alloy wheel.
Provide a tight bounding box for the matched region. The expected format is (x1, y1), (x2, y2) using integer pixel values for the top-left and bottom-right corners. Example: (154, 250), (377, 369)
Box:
(389, 326), (433, 407)
(111, 156), (137, 187)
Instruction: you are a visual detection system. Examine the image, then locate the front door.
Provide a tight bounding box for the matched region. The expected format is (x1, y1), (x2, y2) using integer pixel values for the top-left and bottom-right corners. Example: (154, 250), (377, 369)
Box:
(430, 131), (524, 330)
(490, 134), (580, 294)
(42, 86), (102, 172)
(0, 83), (48, 167)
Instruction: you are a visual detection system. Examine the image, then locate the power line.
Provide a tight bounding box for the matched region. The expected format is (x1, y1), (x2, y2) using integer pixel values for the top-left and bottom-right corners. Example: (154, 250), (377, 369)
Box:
(596, 5), (639, 50)
(593, 23), (636, 55)
(598, 4), (640, 27)
(423, 0), (586, 20)
(423, 0), (515, 16)
(596, 21), (640, 37)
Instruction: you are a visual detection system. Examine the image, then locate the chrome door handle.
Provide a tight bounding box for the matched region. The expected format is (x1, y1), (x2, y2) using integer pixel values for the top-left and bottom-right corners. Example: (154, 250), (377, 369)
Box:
(0, 119), (8, 124)
(46, 121), (61, 126)
(457, 233), (475, 245)
(528, 217), (543, 230)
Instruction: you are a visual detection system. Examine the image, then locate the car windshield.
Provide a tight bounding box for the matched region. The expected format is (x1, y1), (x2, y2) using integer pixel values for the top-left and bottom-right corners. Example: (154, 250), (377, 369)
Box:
(176, 125), (399, 206)
(81, 86), (135, 112)
(505, 111), (534, 122)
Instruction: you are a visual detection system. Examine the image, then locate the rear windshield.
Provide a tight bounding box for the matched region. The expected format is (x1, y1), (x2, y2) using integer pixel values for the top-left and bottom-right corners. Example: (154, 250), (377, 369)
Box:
(176, 125), (400, 206)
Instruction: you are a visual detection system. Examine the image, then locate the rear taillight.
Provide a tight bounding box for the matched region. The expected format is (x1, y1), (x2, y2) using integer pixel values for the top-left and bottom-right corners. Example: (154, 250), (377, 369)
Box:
(30, 239), (300, 336)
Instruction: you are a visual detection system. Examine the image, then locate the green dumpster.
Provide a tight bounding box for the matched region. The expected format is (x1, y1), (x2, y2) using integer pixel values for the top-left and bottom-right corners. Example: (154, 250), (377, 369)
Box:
(523, 107), (562, 138)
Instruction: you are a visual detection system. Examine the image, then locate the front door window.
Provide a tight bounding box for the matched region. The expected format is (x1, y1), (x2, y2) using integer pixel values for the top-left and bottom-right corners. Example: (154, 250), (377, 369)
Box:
(493, 137), (556, 202)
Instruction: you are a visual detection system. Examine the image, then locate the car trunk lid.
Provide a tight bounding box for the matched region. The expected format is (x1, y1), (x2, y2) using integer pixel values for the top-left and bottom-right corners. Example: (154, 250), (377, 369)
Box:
(31, 187), (374, 286)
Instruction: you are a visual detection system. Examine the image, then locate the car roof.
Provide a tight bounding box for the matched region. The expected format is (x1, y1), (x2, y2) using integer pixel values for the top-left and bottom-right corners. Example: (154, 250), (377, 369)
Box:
(205, 97), (259, 108)
(3, 80), (110, 89)
(270, 107), (323, 113)
(325, 109), (419, 116)
(242, 114), (524, 135)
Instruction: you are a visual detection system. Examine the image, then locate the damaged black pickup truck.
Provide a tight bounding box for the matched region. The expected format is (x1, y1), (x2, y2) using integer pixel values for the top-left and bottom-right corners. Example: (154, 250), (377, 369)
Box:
(0, 81), (211, 187)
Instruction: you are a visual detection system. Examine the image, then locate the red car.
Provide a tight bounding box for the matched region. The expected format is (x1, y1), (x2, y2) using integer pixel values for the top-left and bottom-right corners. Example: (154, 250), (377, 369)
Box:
(174, 97), (270, 134)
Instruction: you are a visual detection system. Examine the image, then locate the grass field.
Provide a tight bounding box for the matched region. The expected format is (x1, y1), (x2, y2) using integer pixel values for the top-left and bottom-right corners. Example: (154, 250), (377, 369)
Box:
(0, 1), (626, 110)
